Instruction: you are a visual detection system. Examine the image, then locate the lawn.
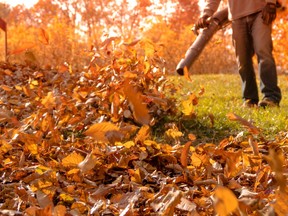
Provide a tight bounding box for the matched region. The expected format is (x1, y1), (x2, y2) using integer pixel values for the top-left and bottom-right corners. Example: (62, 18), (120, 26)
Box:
(167, 73), (288, 143)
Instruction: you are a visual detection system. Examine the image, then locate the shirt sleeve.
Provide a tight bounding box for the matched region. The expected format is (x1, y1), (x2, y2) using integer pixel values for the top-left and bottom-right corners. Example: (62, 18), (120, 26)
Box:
(201, 0), (222, 17)
(266, 0), (276, 3)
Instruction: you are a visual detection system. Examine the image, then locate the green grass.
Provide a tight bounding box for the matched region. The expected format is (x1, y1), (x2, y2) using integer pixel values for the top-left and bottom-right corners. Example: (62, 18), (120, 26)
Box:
(165, 74), (288, 144)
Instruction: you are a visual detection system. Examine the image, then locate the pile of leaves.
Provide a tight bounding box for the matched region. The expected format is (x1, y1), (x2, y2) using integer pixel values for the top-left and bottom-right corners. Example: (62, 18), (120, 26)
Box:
(0, 39), (288, 216)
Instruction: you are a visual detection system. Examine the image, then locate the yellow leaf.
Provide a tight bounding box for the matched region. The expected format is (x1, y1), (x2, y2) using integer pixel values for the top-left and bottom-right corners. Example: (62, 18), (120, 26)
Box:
(214, 186), (239, 216)
(144, 140), (161, 150)
(41, 92), (56, 110)
(59, 193), (74, 203)
(26, 143), (38, 155)
(15, 85), (22, 90)
(62, 152), (84, 167)
(31, 80), (38, 86)
(181, 94), (197, 116)
(191, 153), (203, 168)
(116, 141), (135, 149)
(165, 128), (183, 139)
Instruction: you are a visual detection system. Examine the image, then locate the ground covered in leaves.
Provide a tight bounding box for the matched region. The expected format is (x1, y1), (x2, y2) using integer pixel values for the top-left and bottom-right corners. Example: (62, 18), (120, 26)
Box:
(0, 47), (288, 216)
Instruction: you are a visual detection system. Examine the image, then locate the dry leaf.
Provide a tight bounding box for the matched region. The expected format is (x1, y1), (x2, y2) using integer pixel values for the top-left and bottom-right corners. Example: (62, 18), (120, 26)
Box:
(62, 152), (84, 167)
(227, 113), (260, 134)
(84, 122), (120, 143)
(9, 42), (36, 55)
(213, 186), (239, 216)
(183, 66), (192, 82)
(39, 28), (49, 45)
(123, 80), (151, 125)
(78, 153), (97, 173)
(180, 141), (192, 167)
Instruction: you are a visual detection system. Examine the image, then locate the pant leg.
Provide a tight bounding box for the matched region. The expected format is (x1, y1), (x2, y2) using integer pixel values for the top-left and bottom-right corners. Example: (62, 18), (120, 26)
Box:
(232, 17), (259, 103)
(251, 12), (282, 103)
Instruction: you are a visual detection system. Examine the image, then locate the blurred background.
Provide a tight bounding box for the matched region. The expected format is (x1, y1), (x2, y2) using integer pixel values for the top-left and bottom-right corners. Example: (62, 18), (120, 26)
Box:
(0, 0), (287, 74)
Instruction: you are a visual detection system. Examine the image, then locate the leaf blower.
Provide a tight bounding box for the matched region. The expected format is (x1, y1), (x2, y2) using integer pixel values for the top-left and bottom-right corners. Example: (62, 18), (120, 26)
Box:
(176, 0), (285, 76)
(176, 8), (229, 75)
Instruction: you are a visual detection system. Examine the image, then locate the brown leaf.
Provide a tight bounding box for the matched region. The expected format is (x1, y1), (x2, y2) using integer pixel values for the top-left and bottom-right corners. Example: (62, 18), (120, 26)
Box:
(263, 148), (286, 190)
(227, 113), (260, 134)
(36, 190), (54, 209)
(123, 80), (151, 125)
(78, 153), (97, 173)
(248, 136), (259, 156)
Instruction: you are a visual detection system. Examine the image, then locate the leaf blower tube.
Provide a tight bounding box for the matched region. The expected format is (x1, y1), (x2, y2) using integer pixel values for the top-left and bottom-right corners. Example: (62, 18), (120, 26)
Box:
(176, 8), (229, 75)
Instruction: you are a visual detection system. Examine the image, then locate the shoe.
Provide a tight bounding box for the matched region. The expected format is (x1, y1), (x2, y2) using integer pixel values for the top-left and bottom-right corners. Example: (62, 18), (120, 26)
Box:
(242, 99), (258, 108)
(258, 98), (279, 108)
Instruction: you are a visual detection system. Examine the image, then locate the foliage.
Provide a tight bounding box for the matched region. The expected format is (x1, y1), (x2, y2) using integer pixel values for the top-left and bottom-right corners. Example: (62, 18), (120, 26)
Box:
(0, 37), (288, 215)
(0, 1), (287, 74)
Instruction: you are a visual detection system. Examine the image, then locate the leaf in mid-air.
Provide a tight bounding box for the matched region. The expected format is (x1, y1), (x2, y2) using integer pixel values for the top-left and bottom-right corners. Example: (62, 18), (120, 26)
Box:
(123, 80), (151, 125)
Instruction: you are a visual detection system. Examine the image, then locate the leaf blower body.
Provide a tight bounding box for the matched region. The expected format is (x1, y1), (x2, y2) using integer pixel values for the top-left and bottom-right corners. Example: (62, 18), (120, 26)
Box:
(176, 8), (229, 75)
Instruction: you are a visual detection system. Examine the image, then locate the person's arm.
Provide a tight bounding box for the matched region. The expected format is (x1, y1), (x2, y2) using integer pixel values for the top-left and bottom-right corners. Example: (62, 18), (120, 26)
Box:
(197, 0), (221, 28)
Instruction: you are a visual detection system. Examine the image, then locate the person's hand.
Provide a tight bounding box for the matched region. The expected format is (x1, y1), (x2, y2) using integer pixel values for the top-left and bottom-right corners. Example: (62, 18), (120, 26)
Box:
(196, 15), (210, 29)
(262, 3), (277, 25)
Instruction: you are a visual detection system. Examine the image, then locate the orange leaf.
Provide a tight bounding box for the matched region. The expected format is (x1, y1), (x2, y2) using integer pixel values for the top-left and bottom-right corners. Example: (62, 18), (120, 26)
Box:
(84, 122), (121, 143)
(39, 28), (49, 45)
(180, 141), (192, 167)
(62, 152), (84, 167)
(134, 125), (150, 143)
(9, 42), (36, 55)
(184, 66), (192, 82)
(123, 80), (151, 125)
(214, 186), (239, 216)
(1, 85), (12, 92)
